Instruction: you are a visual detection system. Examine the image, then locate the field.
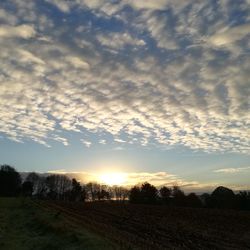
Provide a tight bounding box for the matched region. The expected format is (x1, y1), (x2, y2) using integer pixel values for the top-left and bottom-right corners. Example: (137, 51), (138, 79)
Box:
(0, 198), (116, 250)
(37, 201), (250, 250)
(1, 198), (250, 250)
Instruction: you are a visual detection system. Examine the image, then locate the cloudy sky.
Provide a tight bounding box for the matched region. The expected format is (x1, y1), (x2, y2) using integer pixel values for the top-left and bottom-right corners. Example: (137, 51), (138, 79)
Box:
(0, 0), (249, 191)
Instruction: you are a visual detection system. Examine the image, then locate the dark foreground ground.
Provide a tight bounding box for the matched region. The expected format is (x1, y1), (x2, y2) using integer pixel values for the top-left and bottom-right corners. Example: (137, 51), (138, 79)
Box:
(1, 198), (250, 250)
(0, 198), (116, 250)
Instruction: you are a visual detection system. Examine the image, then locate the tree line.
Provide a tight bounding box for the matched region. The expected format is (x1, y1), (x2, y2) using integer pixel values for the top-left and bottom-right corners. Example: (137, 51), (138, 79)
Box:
(0, 165), (128, 202)
(0, 164), (250, 210)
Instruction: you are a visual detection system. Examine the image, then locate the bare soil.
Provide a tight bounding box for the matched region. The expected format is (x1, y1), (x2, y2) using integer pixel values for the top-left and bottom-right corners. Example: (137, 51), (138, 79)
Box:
(36, 201), (250, 250)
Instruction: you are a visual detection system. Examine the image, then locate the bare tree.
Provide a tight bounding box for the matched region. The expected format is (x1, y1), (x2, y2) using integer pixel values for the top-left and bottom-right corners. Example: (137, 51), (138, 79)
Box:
(26, 172), (40, 195)
(113, 186), (129, 201)
(46, 175), (71, 200)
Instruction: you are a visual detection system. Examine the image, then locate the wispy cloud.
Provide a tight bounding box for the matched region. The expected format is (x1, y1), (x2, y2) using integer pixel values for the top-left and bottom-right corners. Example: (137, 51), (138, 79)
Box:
(99, 139), (107, 145)
(113, 146), (124, 151)
(47, 169), (69, 174)
(46, 169), (218, 191)
(80, 139), (92, 148)
(214, 167), (250, 174)
(97, 32), (145, 49)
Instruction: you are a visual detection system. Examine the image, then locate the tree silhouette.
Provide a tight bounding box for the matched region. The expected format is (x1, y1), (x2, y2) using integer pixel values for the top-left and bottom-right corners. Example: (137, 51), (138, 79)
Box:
(1, 164), (249, 211)
(26, 172), (40, 194)
(159, 186), (171, 204)
(46, 174), (71, 200)
(97, 189), (110, 201)
(113, 186), (129, 201)
(25, 172), (48, 198)
(0, 165), (21, 197)
(36, 176), (47, 198)
(236, 191), (250, 210)
(211, 186), (236, 209)
(172, 185), (186, 206)
(129, 183), (158, 204)
(22, 181), (33, 197)
(70, 178), (82, 201)
(86, 182), (97, 201)
(200, 193), (212, 208)
(186, 193), (202, 208)
(129, 186), (141, 204)
(141, 182), (158, 204)
(81, 185), (87, 202)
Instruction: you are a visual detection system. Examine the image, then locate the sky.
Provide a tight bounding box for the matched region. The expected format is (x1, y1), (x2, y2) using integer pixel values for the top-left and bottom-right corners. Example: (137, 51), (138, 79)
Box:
(0, 0), (249, 191)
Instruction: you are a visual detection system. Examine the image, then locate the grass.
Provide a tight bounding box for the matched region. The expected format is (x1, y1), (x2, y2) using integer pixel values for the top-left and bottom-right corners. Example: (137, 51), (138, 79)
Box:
(0, 198), (117, 250)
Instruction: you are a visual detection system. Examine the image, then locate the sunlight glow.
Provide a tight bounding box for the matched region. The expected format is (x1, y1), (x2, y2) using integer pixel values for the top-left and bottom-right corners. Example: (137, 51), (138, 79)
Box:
(99, 172), (127, 186)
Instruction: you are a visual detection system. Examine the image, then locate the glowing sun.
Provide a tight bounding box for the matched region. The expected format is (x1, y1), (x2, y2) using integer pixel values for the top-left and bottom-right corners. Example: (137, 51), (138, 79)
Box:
(99, 172), (127, 186)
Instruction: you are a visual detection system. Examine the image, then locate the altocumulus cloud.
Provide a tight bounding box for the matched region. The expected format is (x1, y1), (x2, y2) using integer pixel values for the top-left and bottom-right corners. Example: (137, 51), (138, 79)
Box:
(0, 0), (249, 153)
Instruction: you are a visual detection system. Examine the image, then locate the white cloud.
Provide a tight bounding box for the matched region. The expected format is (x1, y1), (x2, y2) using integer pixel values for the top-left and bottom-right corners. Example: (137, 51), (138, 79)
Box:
(0, 24), (36, 38)
(97, 32), (145, 49)
(209, 23), (250, 46)
(99, 139), (107, 145)
(113, 146), (124, 150)
(46, 0), (71, 13)
(214, 167), (250, 174)
(126, 0), (169, 11)
(60, 0), (192, 14)
(0, 0), (249, 153)
(17, 49), (45, 65)
(47, 169), (68, 174)
(135, 12), (179, 50)
(125, 171), (177, 186)
(114, 138), (126, 143)
(81, 139), (92, 147)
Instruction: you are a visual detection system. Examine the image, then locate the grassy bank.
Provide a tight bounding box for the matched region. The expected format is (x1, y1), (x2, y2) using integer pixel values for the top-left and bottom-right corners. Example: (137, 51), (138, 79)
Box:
(0, 198), (116, 250)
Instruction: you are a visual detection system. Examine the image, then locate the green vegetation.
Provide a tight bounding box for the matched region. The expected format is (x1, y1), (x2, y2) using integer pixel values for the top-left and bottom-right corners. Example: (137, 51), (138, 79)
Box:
(0, 198), (116, 250)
